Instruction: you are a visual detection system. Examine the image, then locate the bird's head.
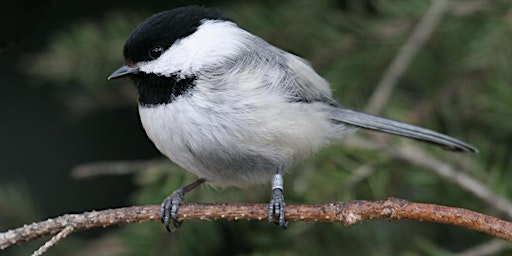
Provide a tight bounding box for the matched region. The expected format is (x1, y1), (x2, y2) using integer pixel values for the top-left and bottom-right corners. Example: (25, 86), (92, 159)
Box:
(108, 6), (245, 81)
(108, 6), (252, 105)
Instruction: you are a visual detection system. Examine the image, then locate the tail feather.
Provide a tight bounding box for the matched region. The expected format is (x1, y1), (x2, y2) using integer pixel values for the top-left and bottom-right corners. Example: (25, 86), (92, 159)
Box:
(330, 109), (477, 153)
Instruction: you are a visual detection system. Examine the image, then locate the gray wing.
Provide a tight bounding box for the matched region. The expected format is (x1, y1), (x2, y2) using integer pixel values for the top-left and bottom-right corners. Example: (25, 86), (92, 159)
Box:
(247, 40), (476, 153)
(278, 51), (339, 105)
(282, 53), (476, 153)
(329, 108), (477, 153)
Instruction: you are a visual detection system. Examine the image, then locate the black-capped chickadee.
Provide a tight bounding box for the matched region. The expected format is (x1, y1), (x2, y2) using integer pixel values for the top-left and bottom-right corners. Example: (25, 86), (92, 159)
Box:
(108, 6), (477, 231)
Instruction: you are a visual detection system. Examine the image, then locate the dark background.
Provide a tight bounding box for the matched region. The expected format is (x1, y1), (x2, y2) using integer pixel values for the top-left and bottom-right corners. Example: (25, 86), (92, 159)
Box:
(0, 0), (160, 216)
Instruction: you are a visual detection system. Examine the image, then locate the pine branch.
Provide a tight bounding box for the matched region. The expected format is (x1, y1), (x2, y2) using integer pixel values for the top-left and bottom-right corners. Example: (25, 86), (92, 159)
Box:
(1, 198), (511, 255)
(365, 0), (451, 114)
(344, 136), (512, 219)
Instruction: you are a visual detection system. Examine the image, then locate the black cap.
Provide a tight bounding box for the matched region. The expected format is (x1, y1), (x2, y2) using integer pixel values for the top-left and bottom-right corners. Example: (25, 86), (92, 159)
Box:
(123, 6), (230, 64)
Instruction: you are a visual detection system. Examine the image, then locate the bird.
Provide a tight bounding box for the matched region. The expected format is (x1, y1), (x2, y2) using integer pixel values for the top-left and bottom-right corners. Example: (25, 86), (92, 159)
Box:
(108, 5), (477, 231)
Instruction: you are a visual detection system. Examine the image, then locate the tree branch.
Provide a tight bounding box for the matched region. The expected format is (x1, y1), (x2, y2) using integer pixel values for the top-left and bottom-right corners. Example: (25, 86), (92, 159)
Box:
(31, 226), (74, 256)
(1, 198), (511, 254)
(72, 159), (164, 179)
(365, 0), (451, 114)
(344, 136), (512, 219)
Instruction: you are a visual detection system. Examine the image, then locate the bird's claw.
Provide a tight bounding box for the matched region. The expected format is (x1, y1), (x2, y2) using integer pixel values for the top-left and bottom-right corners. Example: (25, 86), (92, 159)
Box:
(160, 190), (184, 232)
(268, 188), (288, 228)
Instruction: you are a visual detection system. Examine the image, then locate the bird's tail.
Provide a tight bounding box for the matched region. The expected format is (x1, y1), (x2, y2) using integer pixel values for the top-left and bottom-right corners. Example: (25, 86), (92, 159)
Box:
(330, 108), (477, 153)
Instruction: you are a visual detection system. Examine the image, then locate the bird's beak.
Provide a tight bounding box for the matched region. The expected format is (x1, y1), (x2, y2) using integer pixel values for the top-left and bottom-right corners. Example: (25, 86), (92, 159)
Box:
(108, 65), (140, 80)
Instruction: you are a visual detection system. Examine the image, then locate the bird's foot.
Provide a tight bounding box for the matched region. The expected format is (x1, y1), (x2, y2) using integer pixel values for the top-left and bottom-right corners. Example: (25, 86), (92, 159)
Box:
(160, 178), (206, 232)
(160, 190), (184, 232)
(268, 170), (288, 228)
(268, 187), (288, 228)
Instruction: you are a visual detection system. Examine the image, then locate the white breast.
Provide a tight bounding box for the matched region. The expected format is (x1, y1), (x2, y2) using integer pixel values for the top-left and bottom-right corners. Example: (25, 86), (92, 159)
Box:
(138, 79), (343, 187)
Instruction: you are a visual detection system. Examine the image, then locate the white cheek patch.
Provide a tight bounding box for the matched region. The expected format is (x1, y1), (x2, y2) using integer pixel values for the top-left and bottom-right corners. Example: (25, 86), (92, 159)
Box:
(138, 20), (249, 77)
(138, 47), (188, 79)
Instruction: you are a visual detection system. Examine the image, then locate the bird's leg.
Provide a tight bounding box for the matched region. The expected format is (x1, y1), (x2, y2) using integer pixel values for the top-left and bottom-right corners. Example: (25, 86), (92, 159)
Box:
(268, 166), (288, 228)
(161, 178), (206, 232)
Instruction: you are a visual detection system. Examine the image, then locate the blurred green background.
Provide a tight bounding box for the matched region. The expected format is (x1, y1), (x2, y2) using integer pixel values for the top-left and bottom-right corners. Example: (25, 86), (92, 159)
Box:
(1, 0), (512, 255)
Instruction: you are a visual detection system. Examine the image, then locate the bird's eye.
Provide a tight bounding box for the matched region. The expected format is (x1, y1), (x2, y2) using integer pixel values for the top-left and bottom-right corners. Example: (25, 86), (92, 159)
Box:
(149, 46), (164, 59)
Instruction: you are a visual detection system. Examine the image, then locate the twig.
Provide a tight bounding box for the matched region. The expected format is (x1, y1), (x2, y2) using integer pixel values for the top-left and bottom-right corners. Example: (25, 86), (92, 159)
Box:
(31, 226), (74, 256)
(343, 164), (376, 189)
(344, 136), (512, 219)
(72, 159), (164, 179)
(1, 198), (512, 254)
(365, 0), (452, 114)
(395, 143), (512, 218)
